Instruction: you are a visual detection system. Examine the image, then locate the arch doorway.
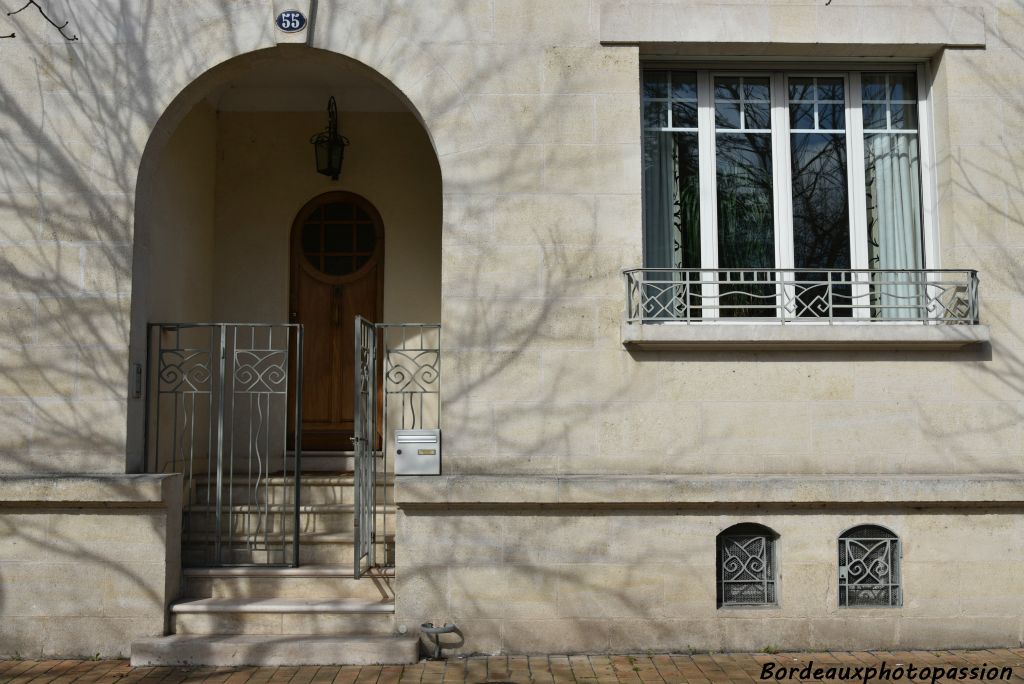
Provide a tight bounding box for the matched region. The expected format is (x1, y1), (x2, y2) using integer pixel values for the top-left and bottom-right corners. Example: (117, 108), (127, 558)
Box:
(133, 46), (441, 567)
(290, 191), (384, 449)
(133, 46), (442, 460)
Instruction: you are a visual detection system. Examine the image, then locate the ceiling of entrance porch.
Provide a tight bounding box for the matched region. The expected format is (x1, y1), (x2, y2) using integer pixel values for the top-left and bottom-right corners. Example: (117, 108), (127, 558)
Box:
(204, 58), (409, 113)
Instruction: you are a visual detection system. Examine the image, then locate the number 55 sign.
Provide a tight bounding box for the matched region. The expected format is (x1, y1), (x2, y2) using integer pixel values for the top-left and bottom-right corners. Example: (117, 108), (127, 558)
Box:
(275, 10), (307, 33)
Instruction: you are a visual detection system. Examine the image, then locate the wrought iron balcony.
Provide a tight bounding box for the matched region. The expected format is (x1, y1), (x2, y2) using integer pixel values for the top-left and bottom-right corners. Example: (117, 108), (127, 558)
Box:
(624, 268), (980, 325)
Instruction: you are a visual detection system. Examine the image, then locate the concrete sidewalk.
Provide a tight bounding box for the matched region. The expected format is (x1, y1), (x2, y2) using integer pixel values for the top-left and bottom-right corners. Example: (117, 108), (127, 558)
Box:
(1, 650), (1022, 684)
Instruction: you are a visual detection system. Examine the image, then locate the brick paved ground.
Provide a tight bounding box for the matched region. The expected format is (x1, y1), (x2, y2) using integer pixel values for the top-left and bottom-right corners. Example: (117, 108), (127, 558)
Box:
(1, 650), (1022, 684)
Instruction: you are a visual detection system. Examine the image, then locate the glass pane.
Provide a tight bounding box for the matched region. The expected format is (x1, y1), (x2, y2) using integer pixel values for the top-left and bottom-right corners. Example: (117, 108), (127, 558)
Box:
(792, 131), (852, 318)
(324, 202), (353, 220)
(355, 254), (371, 270)
(642, 131), (702, 318)
(791, 134), (851, 266)
(817, 77), (844, 101)
(863, 103), (887, 129)
(643, 70), (668, 99)
(744, 103), (771, 130)
(642, 131), (701, 270)
(302, 224), (320, 253)
(644, 101), (667, 129)
(890, 103), (918, 130)
(862, 74), (887, 101)
(356, 224), (376, 252)
(789, 103), (814, 129)
(744, 77), (771, 101)
(789, 77), (814, 101)
(889, 73), (916, 100)
(715, 102), (741, 129)
(716, 133), (775, 270)
(672, 133), (701, 270)
(324, 224), (354, 252)
(308, 207), (322, 220)
(715, 76), (741, 100)
(671, 71), (698, 100)
(671, 101), (697, 128)
(355, 206), (370, 221)
(819, 103), (845, 130)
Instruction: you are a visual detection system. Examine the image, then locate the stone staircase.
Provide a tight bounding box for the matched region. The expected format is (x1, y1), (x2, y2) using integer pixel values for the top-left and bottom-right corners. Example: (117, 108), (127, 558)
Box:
(131, 453), (418, 666)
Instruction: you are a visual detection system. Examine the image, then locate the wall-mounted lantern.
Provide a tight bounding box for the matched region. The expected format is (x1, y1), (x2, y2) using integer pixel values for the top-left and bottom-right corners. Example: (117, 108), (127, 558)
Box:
(310, 96), (349, 180)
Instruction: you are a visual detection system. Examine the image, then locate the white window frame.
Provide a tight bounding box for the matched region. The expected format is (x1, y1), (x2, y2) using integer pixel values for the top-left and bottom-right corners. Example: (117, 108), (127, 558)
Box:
(641, 61), (939, 321)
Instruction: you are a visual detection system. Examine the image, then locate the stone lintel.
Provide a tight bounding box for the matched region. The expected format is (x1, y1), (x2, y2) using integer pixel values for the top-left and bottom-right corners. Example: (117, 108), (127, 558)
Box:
(600, 3), (986, 50)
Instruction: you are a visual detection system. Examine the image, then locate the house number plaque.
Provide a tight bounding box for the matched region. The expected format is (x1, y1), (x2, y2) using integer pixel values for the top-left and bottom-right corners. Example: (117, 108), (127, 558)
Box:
(275, 10), (306, 33)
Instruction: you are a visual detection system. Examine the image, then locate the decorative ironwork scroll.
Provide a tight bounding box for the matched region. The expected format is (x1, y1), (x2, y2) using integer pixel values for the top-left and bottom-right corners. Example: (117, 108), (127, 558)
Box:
(352, 321), (441, 575)
(146, 323), (303, 568)
(625, 268), (980, 324)
(839, 525), (901, 607)
(718, 532), (776, 606)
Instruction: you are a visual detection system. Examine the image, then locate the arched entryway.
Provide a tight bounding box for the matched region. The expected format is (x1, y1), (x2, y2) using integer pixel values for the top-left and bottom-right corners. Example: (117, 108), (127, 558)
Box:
(131, 47), (441, 571)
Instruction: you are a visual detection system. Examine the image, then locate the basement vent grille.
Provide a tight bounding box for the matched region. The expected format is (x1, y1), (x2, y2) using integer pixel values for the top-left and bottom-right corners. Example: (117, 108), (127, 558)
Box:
(717, 523), (778, 607)
(839, 524), (901, 607)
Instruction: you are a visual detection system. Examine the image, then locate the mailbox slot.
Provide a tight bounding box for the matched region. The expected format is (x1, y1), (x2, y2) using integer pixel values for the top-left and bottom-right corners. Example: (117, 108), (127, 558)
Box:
(394, 429), (441, 475)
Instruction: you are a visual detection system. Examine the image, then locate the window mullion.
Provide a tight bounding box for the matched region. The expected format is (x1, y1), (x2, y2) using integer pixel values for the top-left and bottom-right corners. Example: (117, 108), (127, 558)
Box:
(917, 62), (940, 270)
(847, 71), (871, 319)
(771, 71), (795, 320)
(697, 69), (718, 319)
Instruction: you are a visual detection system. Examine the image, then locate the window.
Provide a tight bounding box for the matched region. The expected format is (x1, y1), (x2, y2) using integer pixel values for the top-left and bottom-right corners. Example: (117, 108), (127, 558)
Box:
(641, 66), (932, 320)
(716, 523), (778, 607)
(297, 198), (381, 278)
(838, 524), (901, 607)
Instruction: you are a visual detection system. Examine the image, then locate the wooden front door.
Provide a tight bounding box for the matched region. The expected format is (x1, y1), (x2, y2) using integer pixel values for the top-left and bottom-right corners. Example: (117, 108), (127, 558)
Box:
(290, 192), (384, 450)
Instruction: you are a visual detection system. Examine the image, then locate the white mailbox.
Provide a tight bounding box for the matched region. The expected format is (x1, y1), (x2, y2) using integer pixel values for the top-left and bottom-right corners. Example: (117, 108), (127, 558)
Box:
(394, 429), (441, 475)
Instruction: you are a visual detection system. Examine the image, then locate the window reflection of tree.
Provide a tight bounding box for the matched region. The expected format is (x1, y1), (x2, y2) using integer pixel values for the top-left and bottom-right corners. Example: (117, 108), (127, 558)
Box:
(716, 131), (775, 317)
(791, 131), (852, 316)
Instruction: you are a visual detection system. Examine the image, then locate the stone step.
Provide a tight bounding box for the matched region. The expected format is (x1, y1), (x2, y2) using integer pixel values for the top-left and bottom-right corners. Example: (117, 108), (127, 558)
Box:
(182, 533), (394, 565)
(170, 597), (396, 636)
(182, 565), (395, 600)
(188, 474), (392, 506)
(131, 634), (418, 666)
(290, 450), (360, 472)
(182, 504), (391, 535)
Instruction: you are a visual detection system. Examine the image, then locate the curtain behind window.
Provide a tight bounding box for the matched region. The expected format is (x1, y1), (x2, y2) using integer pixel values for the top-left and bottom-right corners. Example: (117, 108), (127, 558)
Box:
(865, 133), (923, 319)
(643, 132), (700, 318)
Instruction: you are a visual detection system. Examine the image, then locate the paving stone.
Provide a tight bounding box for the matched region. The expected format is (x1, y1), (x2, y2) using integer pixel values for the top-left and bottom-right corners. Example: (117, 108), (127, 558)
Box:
(3, 651), (1024, 683)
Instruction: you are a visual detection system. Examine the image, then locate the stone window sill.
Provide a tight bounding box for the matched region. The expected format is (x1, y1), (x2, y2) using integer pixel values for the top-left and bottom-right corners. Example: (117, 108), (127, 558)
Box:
(620, 322), (990, 351)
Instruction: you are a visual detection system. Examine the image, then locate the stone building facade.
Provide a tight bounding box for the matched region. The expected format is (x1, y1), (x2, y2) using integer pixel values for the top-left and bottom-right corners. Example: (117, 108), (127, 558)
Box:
(0, 0), (1021, 665)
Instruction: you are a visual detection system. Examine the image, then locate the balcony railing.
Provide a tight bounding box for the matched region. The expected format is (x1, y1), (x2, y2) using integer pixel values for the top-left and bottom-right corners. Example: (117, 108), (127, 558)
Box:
(625, 268), (979, 324)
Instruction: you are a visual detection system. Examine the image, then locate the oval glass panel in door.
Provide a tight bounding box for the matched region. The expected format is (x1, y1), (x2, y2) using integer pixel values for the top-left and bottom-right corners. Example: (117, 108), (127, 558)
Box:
(301, 201), (378, 277)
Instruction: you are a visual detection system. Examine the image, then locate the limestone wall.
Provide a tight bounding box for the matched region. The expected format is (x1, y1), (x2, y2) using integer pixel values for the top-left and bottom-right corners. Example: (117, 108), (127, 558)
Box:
(0, 0), (1018, 477)
(395, 476), (1024, 653)
(0, 475), (181, 658)
(0, 0), (1021, 658)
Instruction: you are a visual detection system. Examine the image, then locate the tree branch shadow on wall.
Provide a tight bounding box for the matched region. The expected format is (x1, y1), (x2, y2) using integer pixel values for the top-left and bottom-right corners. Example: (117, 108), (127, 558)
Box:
(0, 0), (1021, 660)
(0, 0), (656, 659)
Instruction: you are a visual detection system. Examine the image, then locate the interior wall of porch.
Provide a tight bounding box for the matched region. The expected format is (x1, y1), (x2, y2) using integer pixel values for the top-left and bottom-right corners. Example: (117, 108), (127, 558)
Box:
(211, 111), (441, 326)
(146, 101), (217, 324)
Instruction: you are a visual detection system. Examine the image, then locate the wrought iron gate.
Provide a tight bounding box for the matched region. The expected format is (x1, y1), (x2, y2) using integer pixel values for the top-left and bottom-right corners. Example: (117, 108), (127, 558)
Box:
(352, 319), (441, 578)
(146, 323), (303, 567)
(353, 316), (377, 578)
